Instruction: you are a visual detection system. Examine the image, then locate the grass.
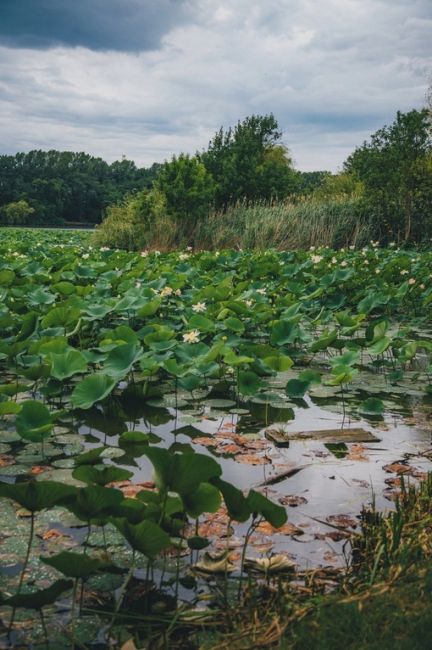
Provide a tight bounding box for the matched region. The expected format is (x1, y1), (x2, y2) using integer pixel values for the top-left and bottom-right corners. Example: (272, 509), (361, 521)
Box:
(92, 195), (372, 251)
(194, 197), (371, 251)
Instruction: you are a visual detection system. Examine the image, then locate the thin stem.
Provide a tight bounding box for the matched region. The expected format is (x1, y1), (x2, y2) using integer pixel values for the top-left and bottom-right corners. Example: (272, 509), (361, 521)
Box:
(237, 518), (257, 600)
(71, 577), (78, 645)
(39, 609), (49, 649)
(9, 512), (35, 634)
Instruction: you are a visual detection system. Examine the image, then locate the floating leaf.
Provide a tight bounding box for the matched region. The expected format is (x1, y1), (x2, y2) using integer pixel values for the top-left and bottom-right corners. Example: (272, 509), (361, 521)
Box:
(71, 374), (116, 409)
(359, 397), (384, 415)
(0, 579), (73, 609)
(15, 400), (53, 442)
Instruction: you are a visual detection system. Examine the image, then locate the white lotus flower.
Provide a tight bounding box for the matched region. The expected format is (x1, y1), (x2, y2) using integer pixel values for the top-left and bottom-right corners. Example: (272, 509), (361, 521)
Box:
(183, 330), (200, 344)
(192, 302), (206, 313)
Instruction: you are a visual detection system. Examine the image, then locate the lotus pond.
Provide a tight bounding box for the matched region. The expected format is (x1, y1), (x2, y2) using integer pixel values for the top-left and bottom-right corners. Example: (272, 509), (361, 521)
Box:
(0, 228), (432, 648)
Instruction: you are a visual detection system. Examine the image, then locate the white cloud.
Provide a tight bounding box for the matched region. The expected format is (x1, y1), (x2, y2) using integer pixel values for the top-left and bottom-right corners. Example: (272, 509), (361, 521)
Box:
(0, 0), (430, 171)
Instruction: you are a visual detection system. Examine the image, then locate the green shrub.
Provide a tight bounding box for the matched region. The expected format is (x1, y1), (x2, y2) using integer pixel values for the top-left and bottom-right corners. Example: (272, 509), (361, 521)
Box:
(92, 188), (171, 250)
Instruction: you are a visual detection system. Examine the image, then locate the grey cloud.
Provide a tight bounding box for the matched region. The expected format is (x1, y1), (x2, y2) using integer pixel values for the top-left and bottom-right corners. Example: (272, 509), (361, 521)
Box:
(0, 0), (190, 52)
(0, 0), (430, 171)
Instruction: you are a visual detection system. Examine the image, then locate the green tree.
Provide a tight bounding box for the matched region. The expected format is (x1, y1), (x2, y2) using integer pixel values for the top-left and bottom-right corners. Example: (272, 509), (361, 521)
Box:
(200, 114), (297, 208)
(154, 153), (215, 236)
(0, 200), (35, 225)
(313, 172), (363, 201)
(345, 109), (432, 242)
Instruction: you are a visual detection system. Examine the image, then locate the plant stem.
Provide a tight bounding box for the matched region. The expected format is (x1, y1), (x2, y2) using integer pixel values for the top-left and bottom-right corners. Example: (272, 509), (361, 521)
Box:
(9, 512), (35, 634)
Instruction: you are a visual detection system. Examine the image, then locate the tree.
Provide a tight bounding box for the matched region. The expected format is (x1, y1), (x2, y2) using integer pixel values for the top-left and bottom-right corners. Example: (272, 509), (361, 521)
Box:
(0, 150), (157, 225)
(154, 153), (215, 235)
(345, 109), (432, 242)
(0, 200), (35, 225)
(312, 172), (363, 200)
(199, 114), (297, 208)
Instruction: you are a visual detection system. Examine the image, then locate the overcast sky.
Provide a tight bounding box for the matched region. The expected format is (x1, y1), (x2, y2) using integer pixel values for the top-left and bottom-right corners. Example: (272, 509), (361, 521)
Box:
(0, 0), (430, 171)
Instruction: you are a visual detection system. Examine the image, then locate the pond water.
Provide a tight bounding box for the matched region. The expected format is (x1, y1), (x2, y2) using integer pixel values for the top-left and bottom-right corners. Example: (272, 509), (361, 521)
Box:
(73, 380), (432, 571)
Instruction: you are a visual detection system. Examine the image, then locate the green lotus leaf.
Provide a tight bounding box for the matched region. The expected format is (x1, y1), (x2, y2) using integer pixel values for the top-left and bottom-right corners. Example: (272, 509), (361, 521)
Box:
(72, 465), (133, 486)
(0, 480), (78, 512)
(49, 349), (88, 380)
(246, 490), (287, 528)
(40, 551), (115, 579)
(67, 485), (124, 521)
(15, 400), (53, 442)
(0, 579), (73, 610)
(144, 446), (222, 496)
(238, 370), (263, 396)
(0, 400), (22, 415)
(263, 354), (294, 372)
(71, 374), (116, 409)
(104, 343), (142, 378)
(285, 378), (310, 399)
(270, 320), (296, 346)
(188, 314), (215, 332)
(211, 477), (251, 522)
(359, 397), (384, 415)
(183, 482), (221, 518)
(111, 518), (171, 558)
(137, 298), (162, 317)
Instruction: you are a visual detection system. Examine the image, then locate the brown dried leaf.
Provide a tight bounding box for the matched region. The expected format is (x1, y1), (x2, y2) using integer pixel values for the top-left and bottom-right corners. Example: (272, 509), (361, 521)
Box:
(255, 521), (303, 536)
(30, 465), (50, 475)
(235, 453), (271, 466)
(326, 514), (358, 529)
(278, 495), (308, 507)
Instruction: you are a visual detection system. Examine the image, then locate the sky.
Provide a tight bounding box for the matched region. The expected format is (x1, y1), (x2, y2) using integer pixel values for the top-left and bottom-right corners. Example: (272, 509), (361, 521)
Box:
(0, 0), (431, 172)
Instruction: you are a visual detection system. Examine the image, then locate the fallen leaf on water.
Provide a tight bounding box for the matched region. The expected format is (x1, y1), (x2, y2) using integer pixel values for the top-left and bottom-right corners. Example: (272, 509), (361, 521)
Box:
(244, 439), (269, 451)
(278, 495), (308, 507)
(194, 436), (215, 447)
(214, 536), (245, 550)
(255, 521), (303, 536)
(384, 476), (402, 487)
(346, 444), (369, 461)
(235, 453), (271, 466)
(220, 444), (243, 454)
(220, 422), (236, 431)
(383, 462), (412, 474)
(41, 529), (66, 540)
(326, 514), (358, 529)
(109, 480), (155, 498)
(323, 550), (339, 564)
(249, 541), (274, 553)
(315, 530), (351, 542)
(198, 506), (233, 539)
(31, 465), (50, 475)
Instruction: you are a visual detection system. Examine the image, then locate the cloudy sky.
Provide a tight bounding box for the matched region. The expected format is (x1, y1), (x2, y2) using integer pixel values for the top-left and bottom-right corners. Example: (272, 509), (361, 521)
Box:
(0, 0), (430, 171)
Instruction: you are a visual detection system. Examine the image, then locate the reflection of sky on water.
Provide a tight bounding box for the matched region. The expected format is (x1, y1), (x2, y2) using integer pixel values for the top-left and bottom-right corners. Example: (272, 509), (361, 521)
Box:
(78, 395), (432, 569)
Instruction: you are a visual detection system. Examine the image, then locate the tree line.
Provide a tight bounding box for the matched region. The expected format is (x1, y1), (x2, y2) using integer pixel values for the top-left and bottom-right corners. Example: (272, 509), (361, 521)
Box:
(1, 108), (431, 245)
(0, 150), (161, 225)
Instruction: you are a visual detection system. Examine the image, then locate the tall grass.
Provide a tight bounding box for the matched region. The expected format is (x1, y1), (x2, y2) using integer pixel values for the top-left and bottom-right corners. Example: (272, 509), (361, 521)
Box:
(193, 197), (371, 250)
(92, 195), (371, 251)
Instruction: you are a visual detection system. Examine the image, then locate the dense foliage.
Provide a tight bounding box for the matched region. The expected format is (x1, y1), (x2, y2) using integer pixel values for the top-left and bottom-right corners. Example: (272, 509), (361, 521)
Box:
(0, 150), (161, 225)
(1, 228), (432, 646)
(345, 109), (432, 243)
(95, 108), (432, 250)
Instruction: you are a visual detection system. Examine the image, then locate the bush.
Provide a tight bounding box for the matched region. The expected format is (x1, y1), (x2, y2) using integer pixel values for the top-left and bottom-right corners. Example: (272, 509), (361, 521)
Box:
(0, 200), (35, 225)
(92, 188), (172, 251)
